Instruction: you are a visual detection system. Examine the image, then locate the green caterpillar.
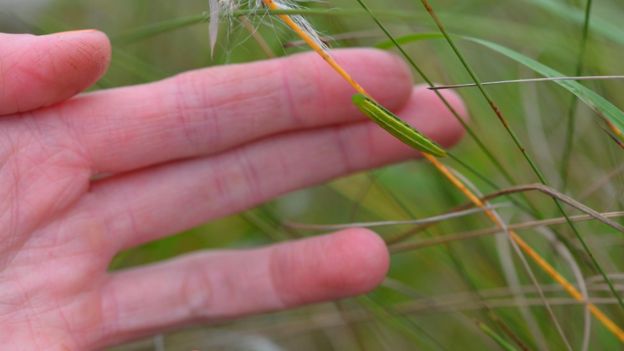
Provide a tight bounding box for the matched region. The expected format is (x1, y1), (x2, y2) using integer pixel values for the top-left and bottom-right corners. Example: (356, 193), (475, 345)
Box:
(352, 94), (447, 157)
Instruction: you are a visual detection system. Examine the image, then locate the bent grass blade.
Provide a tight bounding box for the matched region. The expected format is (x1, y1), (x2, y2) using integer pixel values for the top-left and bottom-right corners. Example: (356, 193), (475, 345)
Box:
(352, 94), (447, 157)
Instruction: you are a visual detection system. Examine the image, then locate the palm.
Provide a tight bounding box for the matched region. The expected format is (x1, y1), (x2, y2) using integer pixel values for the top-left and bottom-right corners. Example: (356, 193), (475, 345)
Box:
(0, 31), (465, 350)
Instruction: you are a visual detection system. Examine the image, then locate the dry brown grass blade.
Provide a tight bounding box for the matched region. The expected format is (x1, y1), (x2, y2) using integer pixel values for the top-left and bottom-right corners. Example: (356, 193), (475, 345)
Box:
(229, 293), (621, 341)
(484, 184), (624, 232)
(429, 75), (624, 90)
(389, 183), (624, 244)
(283, 205), (507, 231)
(390, 211), (624, 253)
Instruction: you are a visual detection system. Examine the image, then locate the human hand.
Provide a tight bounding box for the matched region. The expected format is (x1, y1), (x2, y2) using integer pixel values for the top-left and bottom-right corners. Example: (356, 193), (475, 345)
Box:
(0, 30), (466, 349)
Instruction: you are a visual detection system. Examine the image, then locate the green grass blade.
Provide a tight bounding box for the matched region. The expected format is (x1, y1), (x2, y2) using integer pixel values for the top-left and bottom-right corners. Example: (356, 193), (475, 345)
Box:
(525, 0), (624, 46)
(377, 33), (624, 157)
(477, 321), (520, 351)
(114, 14), (208, 44)
(561, 0), (594, 190)
(468, 37), (624, 133)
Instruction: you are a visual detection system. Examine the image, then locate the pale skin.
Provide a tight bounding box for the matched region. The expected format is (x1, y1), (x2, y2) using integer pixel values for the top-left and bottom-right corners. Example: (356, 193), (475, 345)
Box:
(0, 30), (467, 350)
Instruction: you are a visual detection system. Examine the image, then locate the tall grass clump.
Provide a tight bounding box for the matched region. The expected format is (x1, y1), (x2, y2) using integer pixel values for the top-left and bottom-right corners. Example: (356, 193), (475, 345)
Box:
(5, 0), (623, 349)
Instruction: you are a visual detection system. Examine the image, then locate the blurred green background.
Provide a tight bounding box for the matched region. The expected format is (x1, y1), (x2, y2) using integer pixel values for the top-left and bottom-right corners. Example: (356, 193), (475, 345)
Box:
(2, 0), (624, 350)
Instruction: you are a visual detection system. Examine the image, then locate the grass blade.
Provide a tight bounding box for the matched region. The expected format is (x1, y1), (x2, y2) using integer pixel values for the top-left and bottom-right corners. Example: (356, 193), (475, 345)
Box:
(561, 0), (594, 189)
(477, 321), (520, 351)
(525, 0), (624, 46)
(429, 76), (624, 90)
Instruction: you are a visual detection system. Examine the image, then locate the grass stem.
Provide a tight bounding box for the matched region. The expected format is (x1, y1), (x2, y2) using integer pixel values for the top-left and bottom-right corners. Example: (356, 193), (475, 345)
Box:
(561, 0), (594, 190)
